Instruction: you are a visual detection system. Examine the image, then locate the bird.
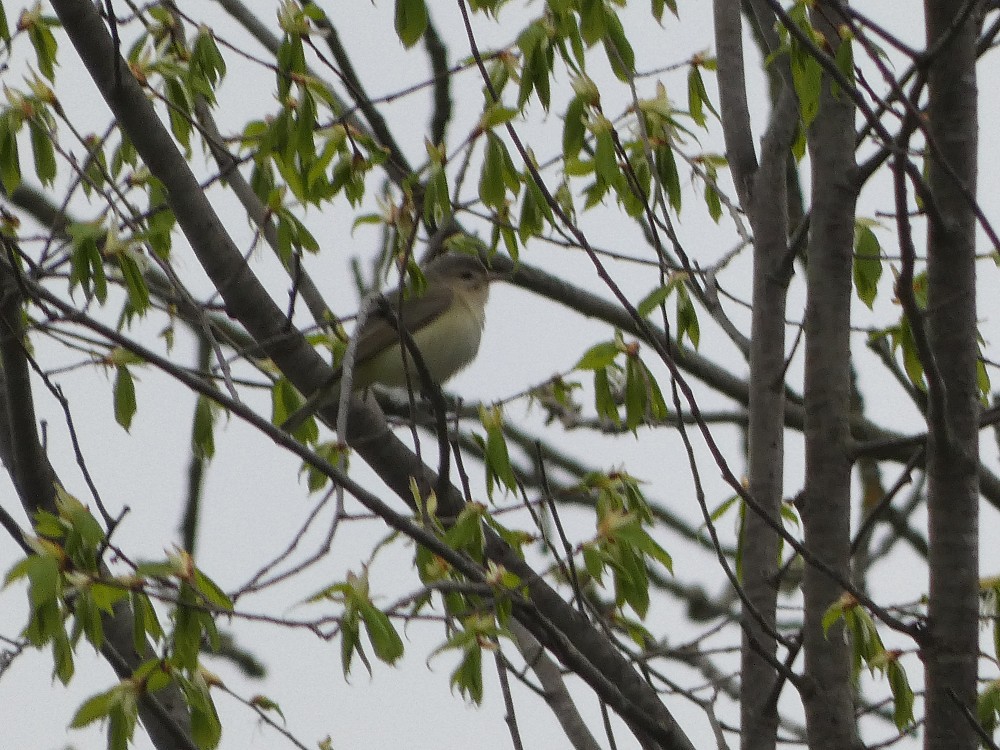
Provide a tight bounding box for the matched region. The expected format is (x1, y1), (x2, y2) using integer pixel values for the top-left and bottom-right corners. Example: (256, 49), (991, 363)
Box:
(281, 252), (498, 433)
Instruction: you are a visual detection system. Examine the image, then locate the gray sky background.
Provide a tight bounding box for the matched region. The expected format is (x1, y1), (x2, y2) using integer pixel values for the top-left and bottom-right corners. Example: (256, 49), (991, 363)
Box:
(2, 2), (999, 749)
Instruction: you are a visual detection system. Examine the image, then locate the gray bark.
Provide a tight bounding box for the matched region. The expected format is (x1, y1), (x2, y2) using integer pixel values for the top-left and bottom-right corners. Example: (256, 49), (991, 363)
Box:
(47, 0), (697, 746)
(922, 2), (981, 748)
(714, 1), (796, 746)
(799, 5), (863, 748)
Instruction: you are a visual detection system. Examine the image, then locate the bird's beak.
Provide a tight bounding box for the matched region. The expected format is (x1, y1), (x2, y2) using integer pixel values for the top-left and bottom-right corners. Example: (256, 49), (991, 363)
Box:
(480, 263), (514, 283)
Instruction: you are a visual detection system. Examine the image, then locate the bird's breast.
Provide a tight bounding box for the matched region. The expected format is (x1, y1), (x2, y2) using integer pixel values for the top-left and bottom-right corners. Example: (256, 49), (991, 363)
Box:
(366, 301), (485, 388)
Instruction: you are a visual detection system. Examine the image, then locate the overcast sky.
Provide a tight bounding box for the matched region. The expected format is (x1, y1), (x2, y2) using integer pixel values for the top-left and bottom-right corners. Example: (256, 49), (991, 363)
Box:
(2, 2), (1000, 749)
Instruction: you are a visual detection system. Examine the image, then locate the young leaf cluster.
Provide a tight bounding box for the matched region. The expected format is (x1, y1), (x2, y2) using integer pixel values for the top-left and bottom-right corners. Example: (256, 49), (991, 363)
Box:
(822, 594), (915, 730)
(5, 492), (232, 750)
(308, 569), (405, 677)
(575, 332), (669, 432)
(580, 471), (672, 619)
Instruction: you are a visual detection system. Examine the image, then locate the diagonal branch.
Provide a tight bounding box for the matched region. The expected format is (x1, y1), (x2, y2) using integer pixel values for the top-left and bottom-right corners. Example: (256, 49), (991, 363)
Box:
(49, 1), (700, 746)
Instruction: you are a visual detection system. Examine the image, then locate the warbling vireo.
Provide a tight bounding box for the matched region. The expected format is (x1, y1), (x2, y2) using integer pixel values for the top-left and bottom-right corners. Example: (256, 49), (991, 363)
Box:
(281, 253), (497, 432)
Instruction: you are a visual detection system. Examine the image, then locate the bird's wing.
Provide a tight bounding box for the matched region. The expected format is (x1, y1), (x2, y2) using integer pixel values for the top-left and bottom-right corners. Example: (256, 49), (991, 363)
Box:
(351, 283), (455, 362)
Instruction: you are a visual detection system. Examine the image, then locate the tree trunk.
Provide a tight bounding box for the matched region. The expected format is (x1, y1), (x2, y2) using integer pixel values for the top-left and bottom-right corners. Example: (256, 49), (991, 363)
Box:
(800, 5), (862, 748)
(923, 2), (981, 748)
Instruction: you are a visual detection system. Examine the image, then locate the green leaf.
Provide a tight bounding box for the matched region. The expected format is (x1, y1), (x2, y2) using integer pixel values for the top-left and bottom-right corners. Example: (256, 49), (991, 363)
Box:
(164, 76), (192, 151)
(887, 661), (914, 728)
(272, 377), (318, 444)
(687, 68), (705, 127)
(978, 350), (991, 402)
(561, 10), (586, 69)
(883, 320), (925, 391)
(276, 35), (306, 99)
(68, 221), (108, 303)
(119, 252), (150, 317)
(528, 41), (553, 110)
(593, 121), (618, 185)
(110, 133), (136, 177)
(641, 361), (669, 420)
(192, 396), (215, 460)
(652, 0), (678, 20)
(89, 582), (125, 613)
(676, 285), (700, 348)
(482, 56), (510, 99)
(27, 17), (58, 82)
(22, 598), (59, 647)
(450, 639), (484, 703)
(146, 178), (175, 259)
(181, 674), (222, 750)
(424, 166), (450, 227)
(519, 177), (551, 242)
(554, 180), (575, 225)
(638, 285), (670, 319)
(624, 358), (645, 432)
(481, 407), (518, 498)
(250, 694), (286, 723)
(340, 610), (361, 676)
(853, 222), (882, 309)
(53, 626), (74, 684)
(789, 30), (822, 128)
(593, 367), (620, 425)
(114, 366), (137, 430)
(131, 591), (164, 654)
(107, 695), (140, 750)
(192, 568), (233, 611)
(394, 0), (428, 48)
(618, 146), (650, 217)
(190, 28), (227, 104)
(654, 144), (681, 212)
(444, 504), (485, 555)
(0, 112), (22, 193)
(359, 601), (404, 664)
(686, 65), (719, 128)
(854, 609), (885, 667)
(11, 553), (61, 606)
(518, 183), (543, 242)
(306, 137), (339, 193)
(79, 136), (106, 197)
(704, 182), (722, 223)
(32, 510), (65, 539)
(602, 11), (634, 81)
(582, 543), (604, 583)
(579, 0), (606, 45)
(614, 521), (673, 572)
(5, 554), (35, 587)
(821, 597), (847, 635)
(74, 589), (105, 649)
(832, 31), (855, 100)
(979, 681), (1000, 735)
(28, 120), (56, 186)
(575, 341), (619, 370)
(610, 542), (650, 617)
(516, 21), (553, 110)
(479, 133), (506, 209)
(0, 1), (10, 48)
(305, 441), (349, 492)
(563, 95), (586, 160)
(480, 103), (519, 129)
(295, 90), (317, 165)
(172, 586), (204, 671)
(71, 686), (117, 727)
(56, 486), (106, 570)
